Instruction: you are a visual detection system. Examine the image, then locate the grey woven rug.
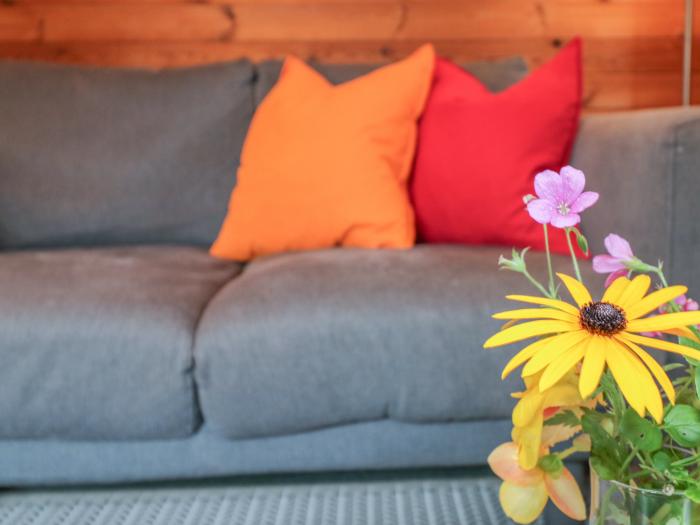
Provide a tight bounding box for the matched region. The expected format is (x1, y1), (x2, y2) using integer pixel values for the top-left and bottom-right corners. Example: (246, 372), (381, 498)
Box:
(0, 477), (532, 525)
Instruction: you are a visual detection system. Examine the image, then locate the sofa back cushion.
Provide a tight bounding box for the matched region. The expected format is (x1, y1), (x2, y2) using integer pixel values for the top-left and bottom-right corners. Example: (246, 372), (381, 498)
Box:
(253, 56), (528, 106)
(0, 60), (255, 249)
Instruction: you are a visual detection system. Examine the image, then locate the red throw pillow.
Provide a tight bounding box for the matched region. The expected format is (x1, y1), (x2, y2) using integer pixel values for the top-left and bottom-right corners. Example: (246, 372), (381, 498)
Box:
(410, 38), (582, 254)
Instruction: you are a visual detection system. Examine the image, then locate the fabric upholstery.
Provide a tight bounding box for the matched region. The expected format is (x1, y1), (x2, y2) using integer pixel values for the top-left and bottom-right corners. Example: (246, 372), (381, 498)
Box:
(196, 245), (603, 439)
(253, 56), (528, 106)
(210, 45), (435, 261)
(572, 107), (700, 293)
(0, 60), (254, 249)
(0, 247), (240, 439)
(0, 420), (513, 485)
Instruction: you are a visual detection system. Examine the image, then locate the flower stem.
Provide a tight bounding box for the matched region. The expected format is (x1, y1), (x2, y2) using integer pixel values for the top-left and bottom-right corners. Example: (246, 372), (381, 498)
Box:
(565, 228), (583, 282)
(543, 224), (556, 297)
(523, 268), (551, 298)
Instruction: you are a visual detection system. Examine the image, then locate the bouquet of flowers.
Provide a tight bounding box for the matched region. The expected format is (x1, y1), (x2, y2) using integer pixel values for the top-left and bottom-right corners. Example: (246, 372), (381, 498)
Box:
(485, 166), (700, 524)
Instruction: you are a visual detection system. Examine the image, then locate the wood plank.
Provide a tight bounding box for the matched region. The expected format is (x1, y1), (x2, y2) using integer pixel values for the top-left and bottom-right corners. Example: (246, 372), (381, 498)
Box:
(226, 2), (683, 42)
(584, 70), (681, 111)
(232, 4), (401, 41)
(400, 2), (683, 40)
(0, 5), (41, 42)
(0, 38), (681, 71)
(38, 4), (235, 42)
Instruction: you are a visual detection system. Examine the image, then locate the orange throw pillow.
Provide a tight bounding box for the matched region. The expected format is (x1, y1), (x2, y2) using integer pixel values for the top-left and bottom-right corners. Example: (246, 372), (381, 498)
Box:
(210, 44), (435, 261)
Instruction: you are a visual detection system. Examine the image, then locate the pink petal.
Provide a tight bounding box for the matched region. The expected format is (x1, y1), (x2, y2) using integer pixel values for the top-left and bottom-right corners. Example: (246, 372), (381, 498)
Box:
(550, 212), (580, 229)
(499, 481), (549, 524)
(686, 299), (699, 311)
(526, 199), (555, 224)
(604, 269), (628, 288)
(570, 191), (599, 213)
(488, 442), (543, 485)
(533, 170), (562, 202)
(592, 255), (626, 274)
(545, 468), (586, 521)
(560, 166), (586, 203)
(604, 234), (633, 259)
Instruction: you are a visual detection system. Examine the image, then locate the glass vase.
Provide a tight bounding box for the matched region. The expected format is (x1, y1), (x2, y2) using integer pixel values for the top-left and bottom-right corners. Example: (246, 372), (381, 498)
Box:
(589, 470), (699, 525)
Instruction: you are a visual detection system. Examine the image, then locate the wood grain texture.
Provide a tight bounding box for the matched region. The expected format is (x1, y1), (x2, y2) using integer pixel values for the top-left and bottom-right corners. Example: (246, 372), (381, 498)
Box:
(0, 0), (686, 111)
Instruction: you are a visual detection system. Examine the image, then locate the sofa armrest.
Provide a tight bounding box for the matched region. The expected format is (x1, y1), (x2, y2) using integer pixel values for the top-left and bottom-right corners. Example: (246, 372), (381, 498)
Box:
(571, 107), (700, 293)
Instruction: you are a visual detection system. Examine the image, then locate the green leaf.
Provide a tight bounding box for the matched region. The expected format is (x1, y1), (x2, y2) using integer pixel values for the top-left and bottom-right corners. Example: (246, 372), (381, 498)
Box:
(582, 410), (622, 473)
(651, 450), (672, 471)
(664, 405), (700, 447)
(600, 371), (626, 420)
(538, 454), (564, 477)
(694, 367), (700, 401)
(619, 409), (663, 451)
(685, 484), (700, 504)
(572, 227), (589, 256)
(590, 455), (618, 481)
(544, 409), (580, 428)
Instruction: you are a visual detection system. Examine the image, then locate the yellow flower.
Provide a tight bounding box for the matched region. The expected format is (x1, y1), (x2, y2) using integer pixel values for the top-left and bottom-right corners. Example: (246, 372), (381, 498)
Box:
(488, 442), (586, 524)
(511, 371), (587, 470)
(485, 273), (700, 423)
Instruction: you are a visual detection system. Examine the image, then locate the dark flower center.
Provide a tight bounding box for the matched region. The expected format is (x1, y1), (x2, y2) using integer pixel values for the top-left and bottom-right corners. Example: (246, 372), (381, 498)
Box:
(579, 301), (627, 335)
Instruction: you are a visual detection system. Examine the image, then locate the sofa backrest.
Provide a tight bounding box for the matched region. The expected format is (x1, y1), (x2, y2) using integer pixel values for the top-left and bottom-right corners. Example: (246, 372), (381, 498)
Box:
(0, 60), (255, 250)
(0, 56), (526, 250)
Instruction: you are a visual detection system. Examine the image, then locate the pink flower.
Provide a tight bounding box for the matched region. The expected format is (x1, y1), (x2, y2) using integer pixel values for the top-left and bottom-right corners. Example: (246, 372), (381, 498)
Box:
(526, 166), (599, 228)
(660, 295), (699, 314)
(592, 234), (634, 287)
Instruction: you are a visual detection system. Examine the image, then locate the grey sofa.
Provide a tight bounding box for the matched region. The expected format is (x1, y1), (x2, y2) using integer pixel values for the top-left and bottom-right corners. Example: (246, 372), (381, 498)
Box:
(1, 56), (699, 525)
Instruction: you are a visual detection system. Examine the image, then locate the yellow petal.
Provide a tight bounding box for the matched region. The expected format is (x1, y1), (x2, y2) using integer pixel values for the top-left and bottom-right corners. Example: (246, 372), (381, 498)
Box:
(625, 285), (688, 320)
(621, 332), (700, 361)
(602, 276), (631, 303)
(521, 331), (589, 377)
(493, 308), (577, 322)
(538, 341), (587, 391)
(557, 273), (593, 307)
(543, 383), (584, 409)
(620, 347), (664, 423)
(627, 311), (700, 333)
(502, 338), (553, 379)
(512, 412), (544, 470)
(617, 274), (651, 309)
(488, 442), (543, 485)
(665, 326), (700, 343)
(605, 338), (647, 418)
(484, 321), (576, 349)
(513, 389), (545, 428)
(545, 468), (587, 521)
(499, 480), (549, 524)
(615, 336), (676, 403)
(506, 295), (580, 316)
(579, 336), (606, 398)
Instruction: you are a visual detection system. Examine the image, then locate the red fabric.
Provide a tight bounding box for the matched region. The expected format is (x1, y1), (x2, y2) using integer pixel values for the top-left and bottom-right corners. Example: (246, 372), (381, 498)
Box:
(410, 38), (582, 254)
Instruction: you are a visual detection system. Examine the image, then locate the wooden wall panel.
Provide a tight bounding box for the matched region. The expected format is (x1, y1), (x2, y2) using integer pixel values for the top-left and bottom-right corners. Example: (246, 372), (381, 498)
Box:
(0, 0), (685, 112)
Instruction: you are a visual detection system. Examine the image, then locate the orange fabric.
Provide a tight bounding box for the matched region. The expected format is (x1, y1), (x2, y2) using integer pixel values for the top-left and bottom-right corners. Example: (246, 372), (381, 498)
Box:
(210, 44), (435, 261)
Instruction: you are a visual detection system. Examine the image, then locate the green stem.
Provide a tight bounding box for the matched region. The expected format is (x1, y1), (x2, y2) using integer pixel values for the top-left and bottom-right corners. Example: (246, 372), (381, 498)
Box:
(565, 228), (583, 282)
(543, 224), (556, 297)
(619, 447), (638, 480)
(522, 268), (551, 298)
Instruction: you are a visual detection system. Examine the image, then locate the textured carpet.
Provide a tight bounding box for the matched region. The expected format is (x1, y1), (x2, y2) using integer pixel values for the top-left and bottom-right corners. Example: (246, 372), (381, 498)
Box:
(0, 477), (532, 525)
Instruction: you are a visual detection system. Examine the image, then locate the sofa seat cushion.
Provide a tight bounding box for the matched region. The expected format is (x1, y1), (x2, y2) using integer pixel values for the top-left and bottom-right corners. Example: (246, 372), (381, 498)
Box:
(0, 246), (240, 440)
(195, 245), (602, 439)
